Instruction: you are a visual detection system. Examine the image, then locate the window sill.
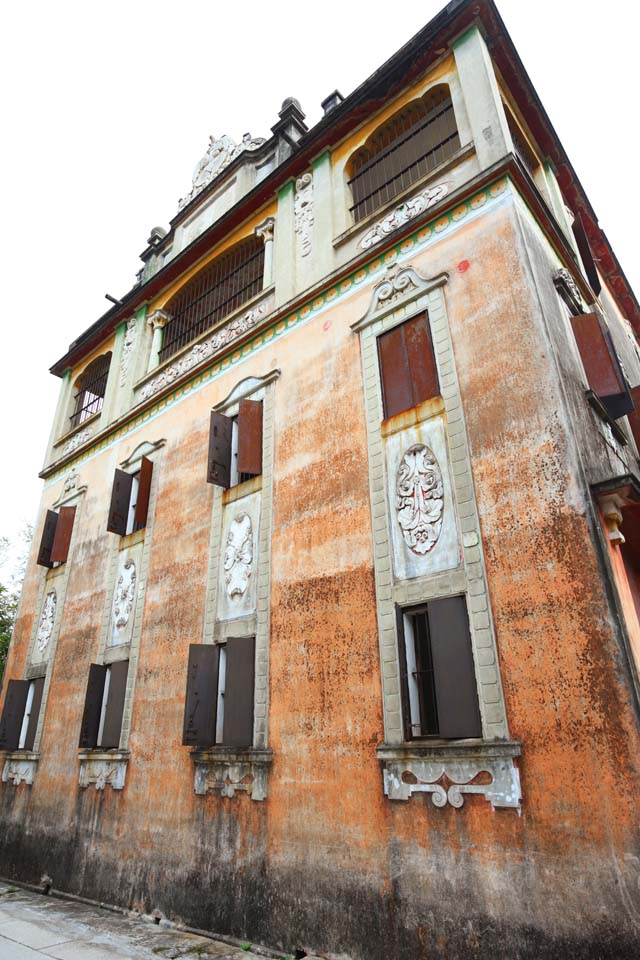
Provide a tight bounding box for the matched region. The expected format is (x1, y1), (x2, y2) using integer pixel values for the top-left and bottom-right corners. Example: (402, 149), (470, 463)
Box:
(1, 751), (39, 787)
(381, 396), (445, 438)
(118, 527), (146, 550)
(55, 411), (101, 450)
(78, 750), (129, 791)
(376, 739), (521, 810)
(222, 475), (262, 505)
(190, 746), (272, 801)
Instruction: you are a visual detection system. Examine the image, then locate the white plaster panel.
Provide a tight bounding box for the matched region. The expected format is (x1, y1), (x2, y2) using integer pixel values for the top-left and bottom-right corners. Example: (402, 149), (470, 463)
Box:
(217, 491), (261, 621)
(108, 542), (142, 647)
(385, 415), (460, 581)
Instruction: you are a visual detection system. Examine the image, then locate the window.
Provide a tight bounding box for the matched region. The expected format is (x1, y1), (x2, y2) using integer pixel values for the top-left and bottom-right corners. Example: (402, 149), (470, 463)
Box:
(107, 457), (153, 536)
(570, 312), (633, 420)
(207, 399), (263, 488)
(0, 678), (45, 751)
(571, 212), (601, 296)
(69, 353), (111, 429)
(348, 86), (460, 223)
(160, 237), (265, 363)
(78, 661), (129, 750)
(36, 506), (76, 568)
(182, 638), (255, 748)
(396, 597), (482, 740)
(503, 104), (538, 181)
(377, 312), (439, 419)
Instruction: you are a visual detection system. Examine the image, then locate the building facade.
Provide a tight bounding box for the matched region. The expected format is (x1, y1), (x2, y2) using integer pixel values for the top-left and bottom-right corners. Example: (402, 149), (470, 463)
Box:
(1, 2), (640, 957)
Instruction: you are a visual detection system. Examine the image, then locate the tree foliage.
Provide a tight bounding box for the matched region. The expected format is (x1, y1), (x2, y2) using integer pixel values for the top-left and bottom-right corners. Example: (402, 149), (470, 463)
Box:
(0, 584), (18, 683)
(0, 524), (33, 684)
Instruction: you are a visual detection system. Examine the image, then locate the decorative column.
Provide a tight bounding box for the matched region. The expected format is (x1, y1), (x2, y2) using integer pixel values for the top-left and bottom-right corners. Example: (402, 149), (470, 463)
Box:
(601, 495), (625, 545)
(146, 309), (170, 373)
(255, 217), (275, 288)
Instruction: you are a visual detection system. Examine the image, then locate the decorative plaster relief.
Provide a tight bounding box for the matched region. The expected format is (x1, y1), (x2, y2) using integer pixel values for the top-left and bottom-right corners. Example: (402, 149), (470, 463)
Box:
(119, 317), (137, 386)
(36, 591), (57, 655)
(359, 182), (449, 250)
(62, 428), (92, 456)
(179, 133), (266, 210)
(109, 548), (141, 647)
(396, 445), (444, 555)
(294, 172), (314, 257)
(193, 751), (272, 801)
(140, 298), (274, 402)
(63, 471), (79, 493)
(381, 754), (521, 810)
(2, 756), (38, 786)
(224, 513), (253, 598)
(78, 755), (128, 791)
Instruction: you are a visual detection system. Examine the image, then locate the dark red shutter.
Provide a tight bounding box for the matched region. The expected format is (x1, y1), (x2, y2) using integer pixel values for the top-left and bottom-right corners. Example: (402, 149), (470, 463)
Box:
(107, 469), (133, 535)
(182, 644), (219, 748)
(378, 324), (412, 419)
(23, 677), (45, 752)
(207, 412), (233, 488)
(237, 399), (263, 477)
(134, 456), (153, 528)
(37, 511), (59, 568)
(222, 635), (255, 748)
(570, 313), (633, 419)
(0, 680), (30, 751)
(572, 214), (601, 295)
(101, 660), (129, 749)
(404, 313), (439, 407)
(395, 607), (412, 742)
(428, 596), (482, 739)
(50, 506), (76, 564)
(78, 664), (107, 749)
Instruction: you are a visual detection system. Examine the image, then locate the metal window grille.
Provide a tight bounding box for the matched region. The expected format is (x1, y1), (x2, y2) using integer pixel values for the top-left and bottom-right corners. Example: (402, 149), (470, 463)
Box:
(505, 108), (538, 180)
(348, 86), (460, 224)
(70, 353), (111, 429)
(160, 237), (265, 363)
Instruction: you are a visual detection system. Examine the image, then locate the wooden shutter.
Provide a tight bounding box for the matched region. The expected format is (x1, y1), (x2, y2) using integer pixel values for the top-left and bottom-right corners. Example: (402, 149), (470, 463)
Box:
(628, 386), (640, 450)
(207, 412), (233, 488)
(404, 313), (439, 407)
(50, 505), (76, 564)
(134, 456), (153, 527)
(395, 607), (412, 742)
(572, 213), (601, 295)
(570, 313), (633, 419)
(37, 510), (59, 568)
(237, 399), (263, 477)
(101, 660), (129, 749)
(222, 635), (255, 747)
(23, 677), (45, 752)
(428, 596), (482, 739)
(78, 664), (107, 748)
(0, 680), (30, 751)
(378, 324), (413, 419)
(182, 644), (219, 748)
(107, 469), (133, 535)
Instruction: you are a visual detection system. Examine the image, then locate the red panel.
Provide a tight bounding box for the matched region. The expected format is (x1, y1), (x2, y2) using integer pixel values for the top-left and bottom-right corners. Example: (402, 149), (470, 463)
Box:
(50, 506), (76, 564)
(134, 456), (153, 528)
(237, 399), (263, 477)
(404, 312), (439, 406)
(378, 324), (412, 419)
(571, 313), (625, 400)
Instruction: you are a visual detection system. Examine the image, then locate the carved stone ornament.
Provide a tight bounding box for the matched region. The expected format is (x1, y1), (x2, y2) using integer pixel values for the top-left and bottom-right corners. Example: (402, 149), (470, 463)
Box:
(396, 444), (444, 555)
(553, 267), (583, 315)
(36, 591), (57, 654)
(63, 471), (79, 493)
(193, 751), (272, 801)
(62, 427), (92, 456)
(79, 756), (128, 791)
(178, 132), (266, 210)
(381, 755), (521, 810)
(359, 182), (449, 250)
(112, 560), (137, 631)
(2, 757), (38, 786)
(294, 172), (314, 257)
(119, 317), (137, 386)
(224, 513), (253, 599)
(139, 297), (274, 402)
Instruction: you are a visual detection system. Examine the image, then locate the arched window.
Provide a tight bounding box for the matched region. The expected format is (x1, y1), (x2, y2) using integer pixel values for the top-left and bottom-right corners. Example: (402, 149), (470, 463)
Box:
(348, 85), (460, 223)
(70, 352), (112, 429)
(160, 236), (265, 363)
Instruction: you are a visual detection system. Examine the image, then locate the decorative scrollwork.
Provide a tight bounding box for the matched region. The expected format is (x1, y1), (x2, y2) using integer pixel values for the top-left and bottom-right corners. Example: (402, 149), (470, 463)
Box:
(294, 172), (314, 257)
(359, 182), (448, 249)
(224, 513), (253, 599)
(395, 444), (444, 555)
(112, 559), (137, 631)
(36, 591), (57, 654)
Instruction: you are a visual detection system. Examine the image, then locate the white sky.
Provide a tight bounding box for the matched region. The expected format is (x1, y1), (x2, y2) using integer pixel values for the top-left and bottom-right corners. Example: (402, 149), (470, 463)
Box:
(0, 0), (638, 566)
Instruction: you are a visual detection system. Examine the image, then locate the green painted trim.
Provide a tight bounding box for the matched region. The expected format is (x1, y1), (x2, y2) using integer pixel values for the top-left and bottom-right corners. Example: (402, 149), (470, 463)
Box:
(451, 24), (479, 49)
(277, 180), (294, 201)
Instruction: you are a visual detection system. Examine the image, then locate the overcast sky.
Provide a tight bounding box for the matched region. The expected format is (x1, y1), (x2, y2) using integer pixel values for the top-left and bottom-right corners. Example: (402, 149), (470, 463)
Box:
(0, 0), (638, 574)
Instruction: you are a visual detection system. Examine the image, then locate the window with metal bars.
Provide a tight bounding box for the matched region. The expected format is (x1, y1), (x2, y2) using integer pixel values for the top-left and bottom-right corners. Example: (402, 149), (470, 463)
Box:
(160, 237), (265, 363)
(348, 85), (460, 224)
(69, 353), (111, 429)
(504, 106), (538, 181)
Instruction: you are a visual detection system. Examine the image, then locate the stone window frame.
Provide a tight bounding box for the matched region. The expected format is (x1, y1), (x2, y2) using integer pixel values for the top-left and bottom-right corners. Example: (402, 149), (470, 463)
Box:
(351, 260), (521, 811)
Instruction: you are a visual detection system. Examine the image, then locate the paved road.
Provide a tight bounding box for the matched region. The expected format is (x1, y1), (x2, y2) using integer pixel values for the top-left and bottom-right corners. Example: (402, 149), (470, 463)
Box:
(0, 882), (267, 959)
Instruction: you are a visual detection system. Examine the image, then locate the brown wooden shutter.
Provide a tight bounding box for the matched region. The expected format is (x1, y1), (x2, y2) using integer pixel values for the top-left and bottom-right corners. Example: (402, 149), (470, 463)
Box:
(628, 386), (640, 450)
(23, 677), (45, 752)
(101, 660), (129, 749)
(107, 469), (133, 535)
(237, 399), (263, 477)
(37, 510), (59, 568)
(378, 324), (412, 419)
(134, 456), (153, 528)
(570, 313), (633, 419)
(572, 213), (601, 295)
(78, 664), (107, 749)
(405, 313), (439, 407)
(222, 635), (255, 747)
(0, 680), (30, 751)
(428, 596), (482, 739)
(207, 412), (233, 488)
(395, 607), (412, 742)
(50, 505), (76, 564)
(182, 644), (219, 747)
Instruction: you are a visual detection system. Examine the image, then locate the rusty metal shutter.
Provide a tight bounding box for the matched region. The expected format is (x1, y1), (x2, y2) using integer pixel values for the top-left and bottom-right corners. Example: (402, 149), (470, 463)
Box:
(78, 664), (107, 748)
(23, 677), (45, 752)
(395, 607), (412, 742)
(428, 596), (482, 739)
(107, 469), (133, 535)
(37, 510), (59, 568)
(237, 399), (263, 477)
(182, 644), (219, 747)
(222, 635), (255, 747)
(134, 456), (153, 528)
(572, 214), (601, 295)
(207, 412), (233, 488)
(405, 313), (439, 407)
(50, 506), (76, 564)
(0, 680), (30, 751)
(570, 313), (633, 419)
(378, 323), (413, 419)
(101, 660), (129, 749)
